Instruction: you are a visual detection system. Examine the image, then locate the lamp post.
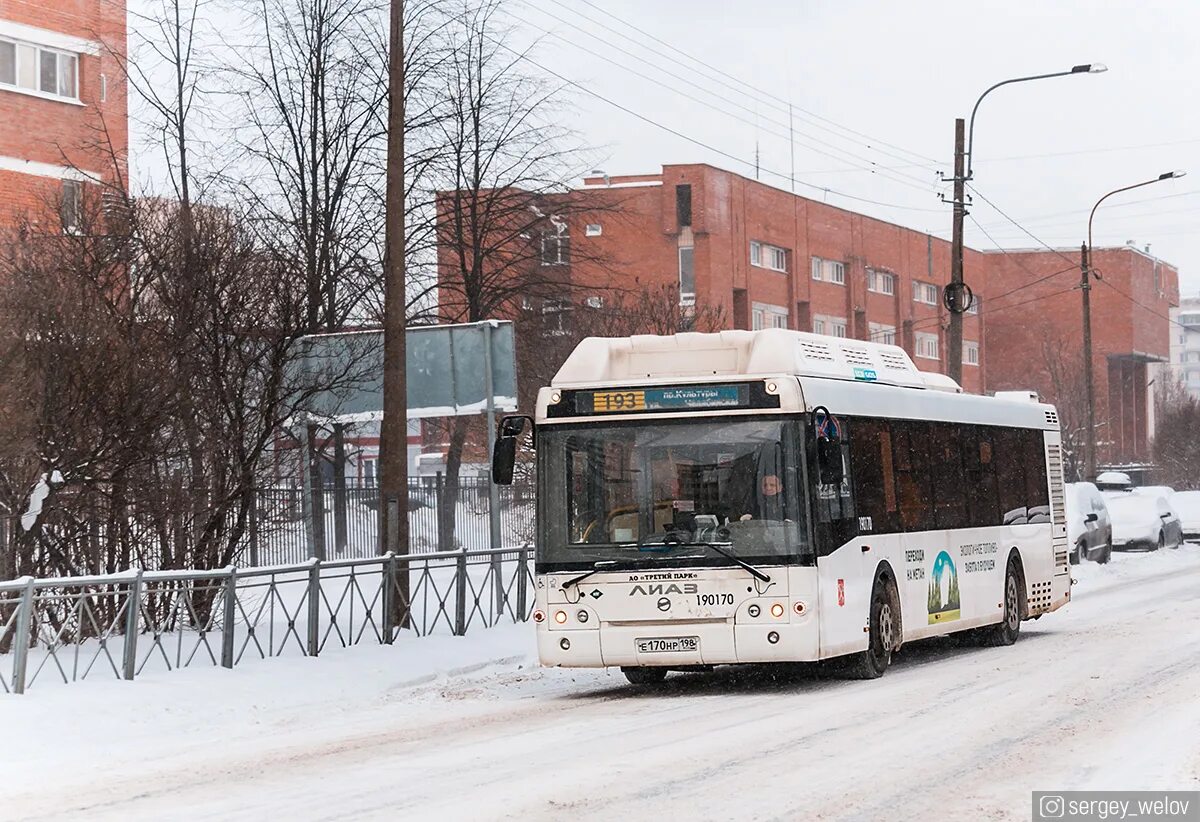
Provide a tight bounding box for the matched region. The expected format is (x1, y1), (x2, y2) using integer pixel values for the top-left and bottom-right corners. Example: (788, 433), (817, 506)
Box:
(946, 64), (1107, 386)
(1081, 170), (1186, 480)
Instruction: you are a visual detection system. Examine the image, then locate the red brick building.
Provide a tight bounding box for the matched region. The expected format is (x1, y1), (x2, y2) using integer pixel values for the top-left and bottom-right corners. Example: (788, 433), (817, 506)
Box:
(436, 163), (1179, 468)
(984, 245), (1178, 465)
(0, 0), (127, 227)
(503, 164), (989, 392)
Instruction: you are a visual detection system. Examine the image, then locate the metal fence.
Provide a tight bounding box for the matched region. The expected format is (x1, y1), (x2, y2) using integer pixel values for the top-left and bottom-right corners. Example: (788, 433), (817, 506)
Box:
(0, 546), (533, 694)
(249, 477), (535, 566)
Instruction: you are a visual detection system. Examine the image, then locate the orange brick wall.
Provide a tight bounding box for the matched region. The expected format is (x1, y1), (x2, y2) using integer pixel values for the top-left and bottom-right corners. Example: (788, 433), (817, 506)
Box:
(0, 0), (128, 224)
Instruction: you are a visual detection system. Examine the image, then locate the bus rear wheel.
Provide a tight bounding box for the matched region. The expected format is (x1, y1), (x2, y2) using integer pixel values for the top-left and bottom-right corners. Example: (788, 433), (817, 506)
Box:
(980, 557), (1023, 647)
(622, 666), (668, 686)
(847, 579), (896, 679)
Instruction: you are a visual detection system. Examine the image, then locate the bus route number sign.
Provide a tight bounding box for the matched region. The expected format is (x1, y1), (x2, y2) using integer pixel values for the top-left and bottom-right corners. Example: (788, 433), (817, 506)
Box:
(592, 390), (646, 412)
(580, 385), (747, 414)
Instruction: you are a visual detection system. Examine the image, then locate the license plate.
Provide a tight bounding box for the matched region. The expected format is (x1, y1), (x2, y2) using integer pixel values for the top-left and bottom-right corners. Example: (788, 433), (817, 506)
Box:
(636, 636), (699, 654)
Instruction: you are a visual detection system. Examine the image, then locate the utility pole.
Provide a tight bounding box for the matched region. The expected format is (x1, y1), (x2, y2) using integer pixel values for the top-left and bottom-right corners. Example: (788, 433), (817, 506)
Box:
(1081, 242), (1096, 480)
(380, 0), (409, 568)
(947, 117), (966, 386)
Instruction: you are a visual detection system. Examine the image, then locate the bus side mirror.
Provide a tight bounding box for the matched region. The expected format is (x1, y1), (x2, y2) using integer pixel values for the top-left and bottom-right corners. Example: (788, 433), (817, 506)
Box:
(492, 414), (533, 485)
(817, 439), (844, 485)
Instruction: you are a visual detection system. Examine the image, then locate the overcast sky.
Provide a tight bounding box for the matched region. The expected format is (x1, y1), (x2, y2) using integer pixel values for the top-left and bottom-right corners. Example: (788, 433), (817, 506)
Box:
(511, 0), (1200, 293)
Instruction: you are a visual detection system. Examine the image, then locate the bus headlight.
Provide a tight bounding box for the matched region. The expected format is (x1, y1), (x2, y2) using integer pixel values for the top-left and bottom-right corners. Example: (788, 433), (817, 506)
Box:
(767, 631), (780, 645)
(560, 637), (571, 650)
(554, 610), (568, 624)
(577, 609), (590, 623)
(793, 601), (807, 616)
(533, 609), (546, 623)
(770, 603), (785, 619)
(747, 604), (761, 618)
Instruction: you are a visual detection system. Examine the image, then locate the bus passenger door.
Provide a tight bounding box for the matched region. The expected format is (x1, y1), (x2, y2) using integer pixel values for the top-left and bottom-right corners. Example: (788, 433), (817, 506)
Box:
(812, 426), (865, 658)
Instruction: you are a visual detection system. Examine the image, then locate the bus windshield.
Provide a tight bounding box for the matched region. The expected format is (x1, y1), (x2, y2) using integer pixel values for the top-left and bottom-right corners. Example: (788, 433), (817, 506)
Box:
(537, 417), (812, 571)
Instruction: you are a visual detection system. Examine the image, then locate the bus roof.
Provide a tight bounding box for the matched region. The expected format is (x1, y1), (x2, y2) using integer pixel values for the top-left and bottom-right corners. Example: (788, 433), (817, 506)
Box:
(552, 329), (955, 392)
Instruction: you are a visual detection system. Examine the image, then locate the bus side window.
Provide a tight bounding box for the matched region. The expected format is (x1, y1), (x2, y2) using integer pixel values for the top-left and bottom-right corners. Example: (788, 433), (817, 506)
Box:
(849, 417), (898, 534)
(892, 421), (936, 532)
(813, 423), (857, 556)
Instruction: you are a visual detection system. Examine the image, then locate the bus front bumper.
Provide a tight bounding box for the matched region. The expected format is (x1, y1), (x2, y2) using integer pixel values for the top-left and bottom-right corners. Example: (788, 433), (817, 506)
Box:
(537, 619), (821, 668)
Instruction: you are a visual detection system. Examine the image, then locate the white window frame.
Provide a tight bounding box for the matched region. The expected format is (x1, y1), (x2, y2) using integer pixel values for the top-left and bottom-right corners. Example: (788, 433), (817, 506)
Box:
(584, 295), (604, 309)
(916, 332), (940, 360)
(913, 281), (938, 305)
(0, 36), (79, 102)
(750, 240), (762, 267)
(584, 223), (601, 237)
(678, 246), (695, 306)
(61, 179), (82, 234)
(767, 246), (788, 273)
(867, 268), (895, 296)
(814, 313), (847, 338)
(825, 260), (845, 285)
(540, 223), (569, 266)
(868, 322), (896, 345)
(811, 256), (822, 281)
(964, 340), (979, 366)
(752, 301), (788, 331)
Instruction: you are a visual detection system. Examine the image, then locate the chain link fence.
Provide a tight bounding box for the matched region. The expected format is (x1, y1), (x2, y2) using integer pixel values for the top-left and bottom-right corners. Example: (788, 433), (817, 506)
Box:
(0, 546), (534, 694)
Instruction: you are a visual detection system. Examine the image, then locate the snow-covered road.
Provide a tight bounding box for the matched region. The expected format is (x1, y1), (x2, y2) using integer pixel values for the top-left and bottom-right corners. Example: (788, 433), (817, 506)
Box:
(7, 546), (1200, 821)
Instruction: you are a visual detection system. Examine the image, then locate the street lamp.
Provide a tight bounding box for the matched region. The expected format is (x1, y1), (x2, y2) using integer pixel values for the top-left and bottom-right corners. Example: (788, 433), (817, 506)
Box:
(1080, 170), (1186, 480)
(946, 63), (1107, 386)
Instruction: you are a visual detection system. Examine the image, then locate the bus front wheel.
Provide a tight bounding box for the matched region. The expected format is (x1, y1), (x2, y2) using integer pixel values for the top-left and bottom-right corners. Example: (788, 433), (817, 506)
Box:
(847, 578), (896, 679)
(622, 666), (668, 686)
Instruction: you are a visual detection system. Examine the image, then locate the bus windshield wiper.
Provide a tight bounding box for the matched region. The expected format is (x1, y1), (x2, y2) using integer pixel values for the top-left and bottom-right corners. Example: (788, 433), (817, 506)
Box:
(563, 560), (620, 590)
(639, 532), (772, 584)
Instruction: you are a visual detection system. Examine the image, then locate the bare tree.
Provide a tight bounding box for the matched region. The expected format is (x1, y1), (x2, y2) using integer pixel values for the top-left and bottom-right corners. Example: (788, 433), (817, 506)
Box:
(1041, 334), (1090, 482)
(1152, 373), (1200, 490)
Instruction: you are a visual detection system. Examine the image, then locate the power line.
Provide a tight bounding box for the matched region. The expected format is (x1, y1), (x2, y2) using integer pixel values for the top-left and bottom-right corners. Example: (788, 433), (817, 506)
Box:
(567, 0), (942, 169)
(488, 37), (947, 213)
(868, 280), (1080, 342)
(966, 183), (1078, 268)
(506, 6), (938, 194)
(973, 188), (1200, 232)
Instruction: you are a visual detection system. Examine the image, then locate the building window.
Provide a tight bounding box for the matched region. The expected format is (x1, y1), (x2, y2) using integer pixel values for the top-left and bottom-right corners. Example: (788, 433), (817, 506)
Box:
(867, 268), (896, 296)
(868, 322), (896, 345)
(585, 223), (601, 237)
(768, 246), (787, 272)
(540, 223), (569, 266)
(965, 294), (980, 315)
(675, 184), (692, 227)
(61, 180), (81, 233)
(584, 295), (604, 308)
(99, 72), (107, 102)
(811, 256), (845, 285)
(0, 38), (77, 100)
(752, 302), (788, 331)
(964, 340), (979, 366)
(679, 246), (695, 306)
(542, 298), (571, 335)
(814, 314), (847, 338)
(916, 332), (939, 360)
(751, 241), (788, 272)
(913, 281), (938, 305)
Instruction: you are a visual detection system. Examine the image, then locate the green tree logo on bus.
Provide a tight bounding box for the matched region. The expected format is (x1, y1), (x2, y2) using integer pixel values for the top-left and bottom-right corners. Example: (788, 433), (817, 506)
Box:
(927, 551), (961, 624)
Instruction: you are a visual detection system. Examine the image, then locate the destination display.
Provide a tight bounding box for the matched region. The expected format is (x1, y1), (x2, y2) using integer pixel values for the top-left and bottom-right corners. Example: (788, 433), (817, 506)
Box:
(546, 381), (782, 418)
(578, 385), (747, 414)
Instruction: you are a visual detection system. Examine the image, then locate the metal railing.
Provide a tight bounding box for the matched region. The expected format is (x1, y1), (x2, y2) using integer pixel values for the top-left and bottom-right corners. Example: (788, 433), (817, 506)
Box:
(0, 546), (533, 694)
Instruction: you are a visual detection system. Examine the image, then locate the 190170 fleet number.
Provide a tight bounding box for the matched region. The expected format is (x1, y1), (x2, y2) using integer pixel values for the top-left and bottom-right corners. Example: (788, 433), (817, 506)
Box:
(697, 593), (735, 607)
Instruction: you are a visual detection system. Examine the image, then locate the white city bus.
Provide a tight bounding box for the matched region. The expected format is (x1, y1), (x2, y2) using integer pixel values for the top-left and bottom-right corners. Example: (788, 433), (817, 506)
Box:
(492, 329), (1070, 683)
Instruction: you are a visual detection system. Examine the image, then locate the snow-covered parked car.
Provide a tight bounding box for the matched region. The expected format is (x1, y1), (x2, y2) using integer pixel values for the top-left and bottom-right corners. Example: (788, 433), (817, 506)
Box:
(1107, 493), (1183, 551)
(1131, 484), (1176, 501)
(1169, 490), (1200, 540)
(1066, 482), (1112, 564)
(1095, 470), (1133, 492)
